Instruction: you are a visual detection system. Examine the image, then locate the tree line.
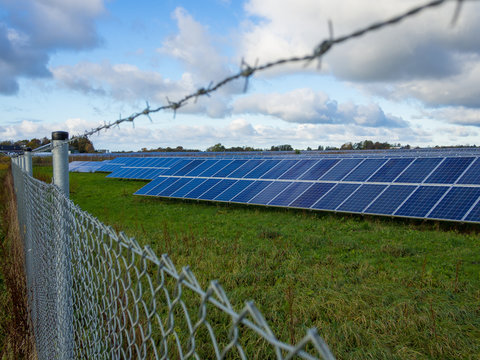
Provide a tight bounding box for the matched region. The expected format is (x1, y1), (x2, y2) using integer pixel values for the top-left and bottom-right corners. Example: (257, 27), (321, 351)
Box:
(0, 137), (95, 153)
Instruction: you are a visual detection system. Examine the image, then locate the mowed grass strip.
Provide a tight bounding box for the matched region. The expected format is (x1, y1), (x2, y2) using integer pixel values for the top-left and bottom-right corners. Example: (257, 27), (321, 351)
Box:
(37, 167), (480, 359)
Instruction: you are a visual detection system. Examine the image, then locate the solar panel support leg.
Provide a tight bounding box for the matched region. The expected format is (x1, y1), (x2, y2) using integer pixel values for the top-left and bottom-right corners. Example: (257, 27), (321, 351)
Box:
(51, 131), (74, 360)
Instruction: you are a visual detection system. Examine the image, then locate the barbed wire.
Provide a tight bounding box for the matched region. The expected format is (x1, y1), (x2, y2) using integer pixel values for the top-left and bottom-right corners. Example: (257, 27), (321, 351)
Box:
(31, 0), (467, 153)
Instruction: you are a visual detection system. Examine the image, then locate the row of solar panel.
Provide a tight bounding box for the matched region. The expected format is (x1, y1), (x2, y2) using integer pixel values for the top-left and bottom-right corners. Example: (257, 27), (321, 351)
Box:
(69, 160), (111, 173)
(101, 156), (480, 185)
(134, 176), (480, 222)
(96, 152), (480, 174)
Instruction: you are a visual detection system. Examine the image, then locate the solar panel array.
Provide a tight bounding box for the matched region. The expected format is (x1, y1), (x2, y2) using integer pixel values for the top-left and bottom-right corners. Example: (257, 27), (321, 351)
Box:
(69, 160), (112, 173)
(89, 153), (480, 223)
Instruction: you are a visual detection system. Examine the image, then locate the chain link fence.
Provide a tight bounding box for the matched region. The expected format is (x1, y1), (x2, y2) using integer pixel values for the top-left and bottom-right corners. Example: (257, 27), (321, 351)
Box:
(11, 161), (334, 359)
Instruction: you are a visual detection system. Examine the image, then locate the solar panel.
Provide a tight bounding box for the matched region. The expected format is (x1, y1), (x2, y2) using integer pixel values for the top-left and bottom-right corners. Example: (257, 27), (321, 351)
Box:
(427, 187), (480, 220)
(269, 182), (313, 206)
(91, 153), (480, 223)
(215, 180), (254, 201)
(364, 185), (417, 215)
(299, 159), (339, 180)
(394, 186), (449, 218)
(424, 157), (474, 184)
(231, 181), (273, 203)
(198, 179), (237, 200)
(311, 183), (360, 210)
(336, 184), (387, 213)
(290, 183), (335, 208)
(320, 158), (362, 181)
(185, 179), (222, 199)
(343, 159), (387, 181)
(249, 181), (292, 205)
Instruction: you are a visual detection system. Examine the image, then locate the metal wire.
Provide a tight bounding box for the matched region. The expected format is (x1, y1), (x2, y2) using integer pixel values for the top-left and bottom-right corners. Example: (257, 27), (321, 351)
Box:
(33, 0), (466, 154)
(11, 161), (335, 359)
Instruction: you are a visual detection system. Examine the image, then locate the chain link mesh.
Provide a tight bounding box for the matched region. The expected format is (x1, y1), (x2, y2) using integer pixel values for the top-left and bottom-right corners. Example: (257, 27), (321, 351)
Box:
(11, 162), (334, 359)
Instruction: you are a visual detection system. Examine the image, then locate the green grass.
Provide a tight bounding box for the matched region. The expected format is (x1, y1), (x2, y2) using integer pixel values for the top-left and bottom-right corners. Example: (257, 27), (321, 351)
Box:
(35, 167), (480, 359)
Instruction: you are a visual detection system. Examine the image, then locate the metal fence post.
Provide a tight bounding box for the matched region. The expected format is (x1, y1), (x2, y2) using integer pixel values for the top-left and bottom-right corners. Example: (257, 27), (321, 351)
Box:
(20, 153), (25, 171)
(51, 131), (73, 359)
(52, 131), (69, 197)
(24, 147), (33, 176)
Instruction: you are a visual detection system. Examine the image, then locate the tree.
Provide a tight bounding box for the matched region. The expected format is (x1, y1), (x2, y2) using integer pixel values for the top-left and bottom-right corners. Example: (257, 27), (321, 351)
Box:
(271, 144), (293, 151)
(340, 142), (353, 150)
(26, 138), (41, 149)
(70, 136), (95, 153)
(206, 143), (226, 152)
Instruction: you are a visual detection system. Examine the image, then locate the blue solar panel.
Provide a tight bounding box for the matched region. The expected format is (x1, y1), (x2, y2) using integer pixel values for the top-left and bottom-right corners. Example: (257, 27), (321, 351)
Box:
(311, 183), (360, 210)
(427, 187), (480, 220)
(394, 158), (442, 183)
(456, 158), (480, 184)
(290, 183), (335, 208)
(394, 186), (448, 218)
(261, 160), (297, 179)
(173, 160), (205, 176)
(159, 159), (191, 175)
(249, 181), (292, 205)
(106, 167), (131, 178)
(132, 168), (151, 179)
(424, 157), (474, 184)
(337, 184), (387, 212)
(198, 160), (232, 177)
(184, 178), (222, 198)
(198, 179), (237, 200)
(215, 180), (254, 201)
(279, 160), (317, 180)
(244, 160), (281, 179)
(268, 182), (313, 206)
(364, 185), (417, 215)
(343, 159), (387, 181)
(299, 159), (339, 180)
(185, 160), (218, 176)
(367, 158), (414, 182)
(154, 177), (192, 197)
(144, 177), (181, 196)
(227, 160), (264, 178)
(212, 160), (247, 177)
(319, 159), (362, 181)
(231, 181), (273, 203)
(464, 200), (480, 222)
(170, 178), (207, 198)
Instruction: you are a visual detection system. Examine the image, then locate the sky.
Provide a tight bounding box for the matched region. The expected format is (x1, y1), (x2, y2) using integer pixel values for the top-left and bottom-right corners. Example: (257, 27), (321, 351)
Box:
(1, 0), (480, 151)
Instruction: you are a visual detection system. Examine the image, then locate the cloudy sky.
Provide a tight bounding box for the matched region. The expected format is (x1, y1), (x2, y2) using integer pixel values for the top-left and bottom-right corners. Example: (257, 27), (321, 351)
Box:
(0, 0), (479, 151)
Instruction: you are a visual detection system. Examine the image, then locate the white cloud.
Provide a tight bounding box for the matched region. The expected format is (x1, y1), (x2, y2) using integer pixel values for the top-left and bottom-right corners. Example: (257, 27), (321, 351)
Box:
(233, 88), (408, 128)
(158, 7), (242, 95)
(0, 0), (106, 94)
(425, 106), (480, 127)
(0, 117), (105, 140)
(240, 0), (480, 109)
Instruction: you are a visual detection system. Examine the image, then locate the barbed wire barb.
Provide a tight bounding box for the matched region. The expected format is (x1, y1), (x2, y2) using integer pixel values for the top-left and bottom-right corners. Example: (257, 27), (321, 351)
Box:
(451, 0), (465, 25)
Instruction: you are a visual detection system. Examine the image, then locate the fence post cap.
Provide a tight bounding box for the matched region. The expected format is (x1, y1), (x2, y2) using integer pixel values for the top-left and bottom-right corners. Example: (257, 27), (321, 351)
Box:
(52, 131), (69, 141)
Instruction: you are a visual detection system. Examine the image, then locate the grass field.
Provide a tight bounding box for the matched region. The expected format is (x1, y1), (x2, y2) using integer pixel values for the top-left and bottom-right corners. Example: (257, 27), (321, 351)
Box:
(33, 166), (480, 359)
